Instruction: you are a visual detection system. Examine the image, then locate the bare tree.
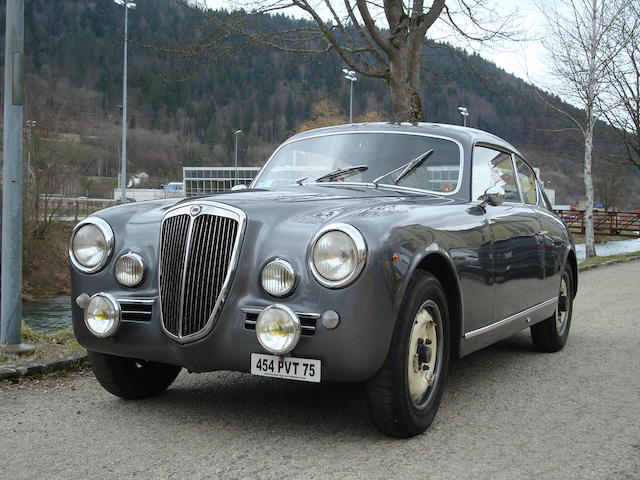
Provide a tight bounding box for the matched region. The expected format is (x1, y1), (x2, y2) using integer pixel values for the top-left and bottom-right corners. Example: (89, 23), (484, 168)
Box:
(176, 0), (519, 122)
(539, 0), (636, 258)
(602, 3), (640, 171)
(593, 160), (630, 211)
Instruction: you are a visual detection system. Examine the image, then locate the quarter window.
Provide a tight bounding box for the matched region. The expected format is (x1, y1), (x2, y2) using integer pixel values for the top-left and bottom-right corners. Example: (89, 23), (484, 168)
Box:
(472, 146), (521, 202)
(514, 156), (538, 205)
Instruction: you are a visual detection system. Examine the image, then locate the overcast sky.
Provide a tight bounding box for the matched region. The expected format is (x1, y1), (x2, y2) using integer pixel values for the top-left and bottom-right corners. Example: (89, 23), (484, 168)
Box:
(202, 0), (549, 86)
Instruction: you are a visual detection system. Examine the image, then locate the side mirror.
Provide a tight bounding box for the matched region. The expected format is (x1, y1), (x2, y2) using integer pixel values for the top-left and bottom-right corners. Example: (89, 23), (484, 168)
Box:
(231, 184), (248, 191)
(480, 185), (505, 207)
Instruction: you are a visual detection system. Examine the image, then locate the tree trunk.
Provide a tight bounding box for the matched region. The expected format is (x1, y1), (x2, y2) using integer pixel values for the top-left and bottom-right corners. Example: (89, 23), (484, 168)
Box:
(388, 48), (423, 122)
(584, 119), (596, 258)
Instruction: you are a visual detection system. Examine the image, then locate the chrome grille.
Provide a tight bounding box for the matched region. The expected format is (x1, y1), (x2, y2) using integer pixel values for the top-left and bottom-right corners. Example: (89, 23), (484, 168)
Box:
(159, 203), (244, 341)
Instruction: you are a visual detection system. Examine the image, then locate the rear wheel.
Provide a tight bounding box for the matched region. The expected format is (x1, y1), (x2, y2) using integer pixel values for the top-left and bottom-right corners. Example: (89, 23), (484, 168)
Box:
(365, 271), (450, 438)
(88, 351), (182, 399)
(531, 264), (574, 352)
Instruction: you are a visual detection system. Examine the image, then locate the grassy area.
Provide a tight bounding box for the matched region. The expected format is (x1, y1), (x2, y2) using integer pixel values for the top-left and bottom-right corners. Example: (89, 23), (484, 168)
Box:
(579, 251), (640, 267)
(0, 324), (85, 366)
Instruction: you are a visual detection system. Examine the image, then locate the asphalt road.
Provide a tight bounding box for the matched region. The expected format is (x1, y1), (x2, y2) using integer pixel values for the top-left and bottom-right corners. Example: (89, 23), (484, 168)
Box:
(1, 262), (639, 480)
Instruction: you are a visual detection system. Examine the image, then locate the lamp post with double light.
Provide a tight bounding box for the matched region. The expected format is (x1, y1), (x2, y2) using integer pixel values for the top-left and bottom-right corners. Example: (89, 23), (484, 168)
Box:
(458, 106), (469, 127)
(114, 0), (136, 202)
(342, 69), (358, 123)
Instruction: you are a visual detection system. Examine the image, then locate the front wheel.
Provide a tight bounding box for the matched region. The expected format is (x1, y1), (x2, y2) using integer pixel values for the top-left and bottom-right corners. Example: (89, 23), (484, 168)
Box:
(365, 271), (450, 438)
(88, 351), (182, 399)
(530, 264), (574, 352)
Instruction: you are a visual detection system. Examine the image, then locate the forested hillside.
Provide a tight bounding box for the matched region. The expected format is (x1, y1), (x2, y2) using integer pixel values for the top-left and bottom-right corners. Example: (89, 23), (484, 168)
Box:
(1, 0), (637, 205)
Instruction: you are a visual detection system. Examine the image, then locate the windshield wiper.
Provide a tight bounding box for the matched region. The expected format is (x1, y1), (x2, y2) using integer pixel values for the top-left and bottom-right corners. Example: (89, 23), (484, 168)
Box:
(373, 150), (434, 187)
(315, 165), (368, 183)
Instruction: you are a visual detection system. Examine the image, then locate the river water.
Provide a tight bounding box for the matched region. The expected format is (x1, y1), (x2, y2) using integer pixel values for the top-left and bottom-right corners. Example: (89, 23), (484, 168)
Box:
(23, 296), (72, 333)
(21, 238), (640, 333)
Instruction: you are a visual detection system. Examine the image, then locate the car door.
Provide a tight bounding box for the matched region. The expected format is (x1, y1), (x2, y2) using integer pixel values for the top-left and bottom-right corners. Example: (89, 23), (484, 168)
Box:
(471, 145), (545, 326)
(513, 155), (565, 302)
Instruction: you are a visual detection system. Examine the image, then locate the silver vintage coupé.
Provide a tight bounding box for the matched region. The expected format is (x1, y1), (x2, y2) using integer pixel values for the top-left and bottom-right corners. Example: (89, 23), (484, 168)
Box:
(70, 123), (577, 437)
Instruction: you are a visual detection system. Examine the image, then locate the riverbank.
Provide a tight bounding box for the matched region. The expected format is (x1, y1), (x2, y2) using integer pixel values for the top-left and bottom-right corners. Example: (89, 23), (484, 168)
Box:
(22, 222), (73, 300)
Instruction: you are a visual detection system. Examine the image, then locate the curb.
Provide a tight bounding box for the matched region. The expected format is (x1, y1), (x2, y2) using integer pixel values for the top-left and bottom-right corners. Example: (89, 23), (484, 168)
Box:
(0, 353), (88, 381)
(578, 255), (640, 272)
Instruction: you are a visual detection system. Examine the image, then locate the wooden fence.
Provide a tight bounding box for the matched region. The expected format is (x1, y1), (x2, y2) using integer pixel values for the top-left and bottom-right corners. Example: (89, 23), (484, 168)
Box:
(553, 210), (640, 237)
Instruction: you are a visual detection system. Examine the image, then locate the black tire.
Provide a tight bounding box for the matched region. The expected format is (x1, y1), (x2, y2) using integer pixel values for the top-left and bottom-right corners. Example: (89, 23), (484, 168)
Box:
(530, 264), (574, 353)
(365, 271), (450, 438)
(88, 350), (182, 399)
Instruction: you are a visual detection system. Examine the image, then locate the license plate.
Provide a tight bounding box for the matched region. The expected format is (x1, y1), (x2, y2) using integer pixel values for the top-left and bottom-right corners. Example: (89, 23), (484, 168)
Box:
(251, 353), (321, 383)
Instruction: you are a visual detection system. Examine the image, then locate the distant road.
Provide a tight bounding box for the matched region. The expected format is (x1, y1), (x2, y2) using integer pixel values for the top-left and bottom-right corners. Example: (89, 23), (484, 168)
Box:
(1, 262), (639, 479)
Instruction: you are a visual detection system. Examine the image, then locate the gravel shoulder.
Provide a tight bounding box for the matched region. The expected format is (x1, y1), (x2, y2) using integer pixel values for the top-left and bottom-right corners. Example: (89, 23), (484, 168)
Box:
(1, 262), (639, 480)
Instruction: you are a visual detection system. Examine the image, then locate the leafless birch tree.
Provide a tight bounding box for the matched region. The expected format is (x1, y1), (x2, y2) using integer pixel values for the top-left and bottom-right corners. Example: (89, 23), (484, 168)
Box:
(176, 0), (519, 122)
(602, 3), (640, 171)
(539, 0), (636, 258)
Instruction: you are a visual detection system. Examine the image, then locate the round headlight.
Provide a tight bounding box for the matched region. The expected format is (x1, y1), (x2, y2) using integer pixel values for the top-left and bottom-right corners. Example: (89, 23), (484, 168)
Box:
(115, 252), (146, 287)
(261, 259), (296, 297)
(256, 305), (301, 354)
(69, 218), (114, 273)
(310, 224), (366, 288)
(84, 293), (120, 337)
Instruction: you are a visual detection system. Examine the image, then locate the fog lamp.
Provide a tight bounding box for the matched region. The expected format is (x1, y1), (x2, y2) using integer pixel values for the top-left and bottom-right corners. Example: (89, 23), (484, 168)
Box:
(84, 293), (121, 337)
(255, 305), (301, 354)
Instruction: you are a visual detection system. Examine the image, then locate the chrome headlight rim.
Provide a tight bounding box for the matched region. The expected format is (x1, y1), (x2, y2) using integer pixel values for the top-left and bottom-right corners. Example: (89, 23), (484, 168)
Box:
(69, 217), (114, 274)
(261, 258), (297, 297)
(83, 292), (121, 338)
(308, 223), (367, 289)
(115, 252), (146, 288)
(256, 304), (301, 355)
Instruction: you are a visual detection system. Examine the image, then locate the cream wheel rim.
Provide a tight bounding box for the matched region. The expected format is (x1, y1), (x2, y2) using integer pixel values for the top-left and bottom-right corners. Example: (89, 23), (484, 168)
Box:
(556, 276), (569, 332)
(407, 300), (440, 405)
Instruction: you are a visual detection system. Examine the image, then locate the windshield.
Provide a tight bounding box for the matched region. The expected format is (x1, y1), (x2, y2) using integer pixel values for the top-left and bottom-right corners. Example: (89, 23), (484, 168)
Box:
(252, 133), (462, 193)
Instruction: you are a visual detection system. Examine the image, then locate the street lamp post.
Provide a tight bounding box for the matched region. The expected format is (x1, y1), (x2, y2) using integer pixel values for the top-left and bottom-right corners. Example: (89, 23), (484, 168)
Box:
(26, 119), (36, 174)
(234, 129), (242, 186)
(458, 106), (469, 127)
(1, 0), (33, 352)
(114, 0), (136, 202)
(342, 69), (358, 123)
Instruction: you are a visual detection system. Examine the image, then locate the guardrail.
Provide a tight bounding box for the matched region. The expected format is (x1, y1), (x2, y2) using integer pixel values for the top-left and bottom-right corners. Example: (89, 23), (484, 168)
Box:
(38, 196), (120, 222)
(554, 210), (640, 237)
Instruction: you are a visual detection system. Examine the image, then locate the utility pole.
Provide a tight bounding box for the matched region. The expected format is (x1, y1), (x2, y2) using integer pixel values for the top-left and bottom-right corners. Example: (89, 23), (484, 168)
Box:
(1, 0), (33, 352)
(114, 0), (136, 202)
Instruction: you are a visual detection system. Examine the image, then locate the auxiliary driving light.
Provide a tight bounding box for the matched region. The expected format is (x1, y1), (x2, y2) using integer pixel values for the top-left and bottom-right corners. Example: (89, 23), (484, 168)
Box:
(255, 305), (301, 354)
(84, 293), (121, 337)
(115, 252), (146, 287)
(261, 259), (296, 297)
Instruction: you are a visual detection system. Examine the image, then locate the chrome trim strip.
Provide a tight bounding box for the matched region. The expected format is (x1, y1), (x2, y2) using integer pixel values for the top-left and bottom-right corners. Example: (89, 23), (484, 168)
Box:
(116, 298), (155, 305)
(241, 306), (321, 319)
(464, 297), (558, 339)
(250, 130), (465, 196)
(159, 201), (247, 343)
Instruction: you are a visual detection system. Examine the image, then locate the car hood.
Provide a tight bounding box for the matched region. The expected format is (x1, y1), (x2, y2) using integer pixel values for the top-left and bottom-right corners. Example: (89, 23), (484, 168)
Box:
(96, 184), (460, 229)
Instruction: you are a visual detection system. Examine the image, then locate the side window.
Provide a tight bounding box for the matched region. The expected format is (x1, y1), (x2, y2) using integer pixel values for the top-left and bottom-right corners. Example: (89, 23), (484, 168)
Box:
(472, 146), (521, 202)
(514, 156), (538, 205)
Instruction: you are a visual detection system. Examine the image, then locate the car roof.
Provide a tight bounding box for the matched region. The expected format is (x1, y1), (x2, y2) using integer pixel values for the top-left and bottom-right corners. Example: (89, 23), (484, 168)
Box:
(286, 122), (522, 157)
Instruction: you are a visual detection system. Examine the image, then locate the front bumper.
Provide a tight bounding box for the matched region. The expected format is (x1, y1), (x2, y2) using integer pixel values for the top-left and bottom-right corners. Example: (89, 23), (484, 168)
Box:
(72, 267), (397, 382)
